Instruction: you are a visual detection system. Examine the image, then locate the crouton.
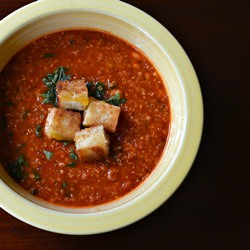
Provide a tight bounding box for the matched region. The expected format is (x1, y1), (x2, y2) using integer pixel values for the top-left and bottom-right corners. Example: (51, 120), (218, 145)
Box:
(45, 108), (81, 141)
(83, 98), (121, 133)
(56, 79), (89, 111)
(74, 126), (110, 161)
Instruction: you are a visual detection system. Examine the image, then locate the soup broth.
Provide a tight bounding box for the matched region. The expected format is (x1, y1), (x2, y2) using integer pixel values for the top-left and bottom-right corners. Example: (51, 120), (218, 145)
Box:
(0, 30), (170, 207)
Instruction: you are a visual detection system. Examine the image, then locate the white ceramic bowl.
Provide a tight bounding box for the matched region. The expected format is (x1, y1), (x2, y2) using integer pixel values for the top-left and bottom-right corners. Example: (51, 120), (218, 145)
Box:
(0, 0), (203, 234)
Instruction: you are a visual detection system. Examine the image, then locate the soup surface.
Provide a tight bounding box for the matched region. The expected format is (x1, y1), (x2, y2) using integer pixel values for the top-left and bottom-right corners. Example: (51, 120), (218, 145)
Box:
(0, 30), (170, 207)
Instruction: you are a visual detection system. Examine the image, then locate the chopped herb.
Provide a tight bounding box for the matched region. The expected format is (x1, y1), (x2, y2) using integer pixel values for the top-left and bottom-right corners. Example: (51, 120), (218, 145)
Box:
(62, 181), (68, 189)
(69, 148), (78, 160)
(6, 100), (14, 107)
(95, 82), (106, 99)
(40, 91), (56, 106)
(43, 150), (54, 160)
(7, 154), (26, 181)
(106, 92), (126, 106)
(63, 141), (70, 146)
(41, 66), (71, 106)
(67, 162), (76, 167)
(86, 81), (106, 100)
(8, 131), (14, 138)
(33, 170), (41, 181)
(86, 81), (126, 106)
(30, 189), (38, 195)
(43, 52), (55, 58)
(86, 82), (93, 93)
(17, 154), (25, 165)
(35, 125), (43, 137)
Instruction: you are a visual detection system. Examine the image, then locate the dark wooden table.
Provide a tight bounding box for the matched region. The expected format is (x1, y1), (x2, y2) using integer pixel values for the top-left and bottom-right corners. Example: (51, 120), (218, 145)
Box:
(1, 0), (249, 249)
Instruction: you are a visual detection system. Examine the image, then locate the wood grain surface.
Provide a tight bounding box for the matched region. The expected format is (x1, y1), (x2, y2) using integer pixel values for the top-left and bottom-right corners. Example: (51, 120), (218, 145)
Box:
(0, 0), (249, 249)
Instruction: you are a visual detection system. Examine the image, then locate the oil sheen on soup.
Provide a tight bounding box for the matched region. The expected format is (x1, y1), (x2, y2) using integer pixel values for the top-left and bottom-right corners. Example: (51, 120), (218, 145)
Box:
(0, 30), (170, 207)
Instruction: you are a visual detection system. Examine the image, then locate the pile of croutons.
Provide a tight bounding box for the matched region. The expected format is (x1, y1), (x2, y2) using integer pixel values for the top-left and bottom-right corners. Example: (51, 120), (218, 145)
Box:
(44, 79), (121, 162)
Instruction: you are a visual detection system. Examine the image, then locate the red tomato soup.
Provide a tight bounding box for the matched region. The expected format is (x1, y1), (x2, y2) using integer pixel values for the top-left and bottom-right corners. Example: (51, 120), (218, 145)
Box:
(0, 30), (170, 207)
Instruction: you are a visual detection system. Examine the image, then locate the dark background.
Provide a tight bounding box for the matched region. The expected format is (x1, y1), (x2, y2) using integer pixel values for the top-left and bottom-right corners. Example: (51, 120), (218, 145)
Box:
(0, 0), (249, 249)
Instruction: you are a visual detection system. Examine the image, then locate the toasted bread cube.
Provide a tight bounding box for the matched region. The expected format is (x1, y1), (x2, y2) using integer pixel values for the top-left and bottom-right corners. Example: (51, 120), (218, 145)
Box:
(56, 79), (89, 111)
(45, 108), (81, 141)
(83, 99), (121, 132)
(74, 126), (109, 161)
